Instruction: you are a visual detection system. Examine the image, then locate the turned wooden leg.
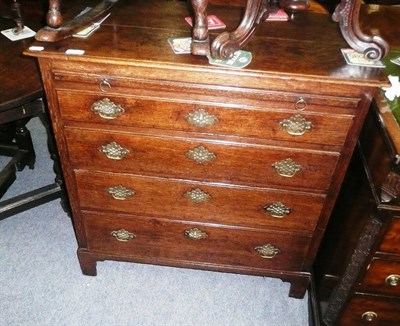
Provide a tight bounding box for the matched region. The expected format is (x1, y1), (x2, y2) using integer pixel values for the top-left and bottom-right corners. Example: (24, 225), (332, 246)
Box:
(11, 0), (24, 33)
(38, 110), (71, 216)
(14, 119), (35, 170)
(190, 0), (210, 56)
(210, 0), (270, 59)
(333, 0), (389, 61)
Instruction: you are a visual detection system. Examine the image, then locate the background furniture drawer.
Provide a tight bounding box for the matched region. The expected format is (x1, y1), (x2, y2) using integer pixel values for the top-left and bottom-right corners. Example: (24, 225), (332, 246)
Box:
(74, 169), (325, 232)
(359, 259), (400, 297)
(56, 91), (353, 147)
(338, 295), (400, 325)
(82, 211), (311, 271)
(379, 217), (400, 254)
(65, 127), (339, 191)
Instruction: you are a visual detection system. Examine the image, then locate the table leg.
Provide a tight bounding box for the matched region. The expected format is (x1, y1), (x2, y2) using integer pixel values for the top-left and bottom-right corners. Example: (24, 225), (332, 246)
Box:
(333, 0), (389, 61)
(210, 0), (270, 59)
(190, 0), (210, 56)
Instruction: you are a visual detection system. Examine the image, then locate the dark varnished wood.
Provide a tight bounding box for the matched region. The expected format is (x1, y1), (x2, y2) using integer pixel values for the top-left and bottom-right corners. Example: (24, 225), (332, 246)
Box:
(26, 0), (387, 299)
(0, 0), (69, 219)
(74, 169), (325, 232)
(338, 295), (400, 325)
(35, 0), (118, 42)
(333, 0), (389, 61)
(312, 6), (400, 323)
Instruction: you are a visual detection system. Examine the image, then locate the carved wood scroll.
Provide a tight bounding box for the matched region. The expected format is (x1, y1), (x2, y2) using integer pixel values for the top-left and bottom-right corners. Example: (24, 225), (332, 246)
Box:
(333, 0), (389, 61)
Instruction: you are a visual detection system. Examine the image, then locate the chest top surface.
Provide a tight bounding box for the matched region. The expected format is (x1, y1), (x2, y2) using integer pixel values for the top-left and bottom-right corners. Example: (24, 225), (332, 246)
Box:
(25, 0), (388, 89)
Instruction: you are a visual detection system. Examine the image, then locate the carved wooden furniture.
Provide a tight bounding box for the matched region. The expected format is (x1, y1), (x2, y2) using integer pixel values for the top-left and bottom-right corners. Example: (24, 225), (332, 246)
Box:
(0, 0), (67, 219)
(26, 0), (388, 298)
(314, 94), (400, 325)
(35, 0), (389, 61)
(312, 4), (400, 325)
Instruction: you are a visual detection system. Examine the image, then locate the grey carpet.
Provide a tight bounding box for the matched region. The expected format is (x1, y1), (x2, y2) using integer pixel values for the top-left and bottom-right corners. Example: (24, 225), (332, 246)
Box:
(0, 117), (309, 326)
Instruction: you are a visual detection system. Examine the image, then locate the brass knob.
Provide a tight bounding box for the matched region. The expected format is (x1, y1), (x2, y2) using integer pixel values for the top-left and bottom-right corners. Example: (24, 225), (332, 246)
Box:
(263, 202), (291, 218)
(254, 244), (280, 258)
(91, 98), (125, 120)
(111, 229), (136, 242)
(184, 228), (208, 240)
(361, 311), (377, 322)
(186, 146), (216, 164)
(385, 274), (400, 286)
(295, 97), (307, 111)
(99, 141), (130, 160)
(279, 114), (313, 136)
(184, 188), (212, 203)
(107, 185), (134, 200)
(272, 158), (302, 177)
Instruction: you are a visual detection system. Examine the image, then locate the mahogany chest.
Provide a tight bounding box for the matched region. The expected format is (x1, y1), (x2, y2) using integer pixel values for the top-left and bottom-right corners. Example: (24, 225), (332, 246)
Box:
(26, 0), (388, 298)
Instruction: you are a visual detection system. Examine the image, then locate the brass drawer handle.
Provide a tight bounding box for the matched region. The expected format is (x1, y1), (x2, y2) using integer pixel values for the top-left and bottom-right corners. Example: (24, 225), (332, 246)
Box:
(107, 185), (134, 200)
(91, 98), (125, 120)
(272, 158), (302, 177)
(184, 228), (208, 240)
(99, 78), (111, 92)
(263, 202), (291, 218)
(185, 108), (218, 128)
(295, 97), (307, 111)
(385, 274), (400, 286)
(111, 229), (136, 242)
(186, 146), (216, 164)
(254, 244), (280, 259)
(361, 311), (377, 322)
(184, 188), (212, 203)
(279, 114), (313, 136)
(99, 141), (130, 160)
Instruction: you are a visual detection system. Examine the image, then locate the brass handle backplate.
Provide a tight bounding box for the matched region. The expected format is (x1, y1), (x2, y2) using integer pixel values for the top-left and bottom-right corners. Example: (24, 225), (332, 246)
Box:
(186, 146), (216, 164)
(107, 185), (134, 200)
(254, 244), (280, 258)
(272, 158), (302, 177)
(184, 188), (212, 203)
(184, 228), (208, 240)
(99, 141), (130, 160)
(111, 229), (136, 242)
(263, 202), (291, 218)
(185, 108), (218, 128)
(385, 274), (400, 286)
(91, 98), (125, 120)
(361, 311), (377, 322)
(279, 114), (313, 136)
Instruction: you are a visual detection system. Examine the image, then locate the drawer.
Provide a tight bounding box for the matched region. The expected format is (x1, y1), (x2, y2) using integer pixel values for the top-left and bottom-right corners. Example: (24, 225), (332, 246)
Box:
(74, 170), (325, 232)
(82, 211), (311, 271)
(64, 127), (339, 191)
(379, 217), (400, 255)
(56, 91), (354, 147)
(338, 294), (400, 325)
(359, 259), (400, 297)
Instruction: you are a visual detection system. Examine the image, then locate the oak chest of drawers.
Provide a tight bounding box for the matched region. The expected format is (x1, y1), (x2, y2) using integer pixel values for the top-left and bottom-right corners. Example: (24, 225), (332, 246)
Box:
(26, 0), (388, 298)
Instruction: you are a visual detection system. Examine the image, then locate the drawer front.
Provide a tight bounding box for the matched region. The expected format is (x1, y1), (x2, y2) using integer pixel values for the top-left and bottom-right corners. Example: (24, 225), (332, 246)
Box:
(360, 259), (400, 297)
(56, 91), (353, 147)
(82, 212), (311, 271)
(338, 295), (400, 325)
(75, 170), (325, 232)
(380, 218), (400, 255)
(65, 127), (339, 191)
